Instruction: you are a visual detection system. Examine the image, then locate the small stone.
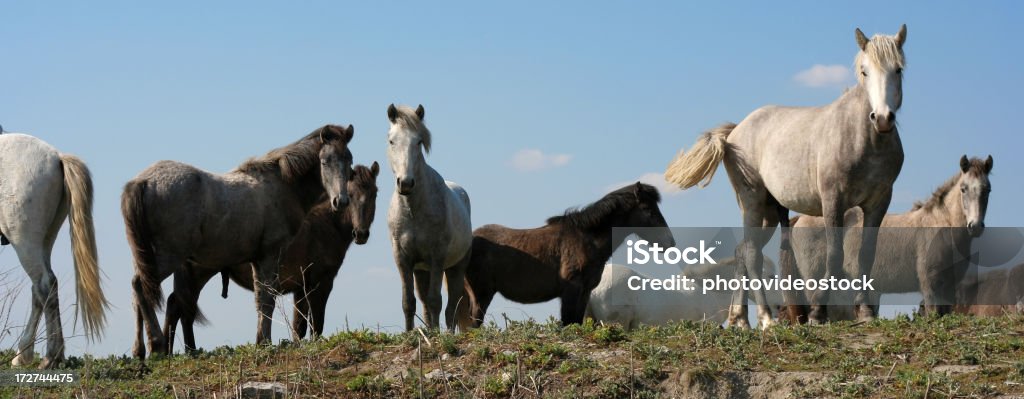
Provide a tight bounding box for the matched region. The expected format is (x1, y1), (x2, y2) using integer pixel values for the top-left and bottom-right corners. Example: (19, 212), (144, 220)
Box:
(239, 382), (286, 399)
(425, 368), (452, 381)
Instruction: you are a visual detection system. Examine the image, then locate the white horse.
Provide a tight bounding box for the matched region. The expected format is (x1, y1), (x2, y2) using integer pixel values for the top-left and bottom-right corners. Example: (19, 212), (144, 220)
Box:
(386, 104), (473, 331)
(586, 258), (782, 330)
(785, 156), (993, 321)
(665, 25), (908, 327)
(0, 133), (107, 368)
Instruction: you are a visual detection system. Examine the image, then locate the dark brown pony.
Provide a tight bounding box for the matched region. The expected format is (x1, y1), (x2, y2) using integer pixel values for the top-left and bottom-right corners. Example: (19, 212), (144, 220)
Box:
(162, 162), (379, 353)
(460, 182), (675, 327)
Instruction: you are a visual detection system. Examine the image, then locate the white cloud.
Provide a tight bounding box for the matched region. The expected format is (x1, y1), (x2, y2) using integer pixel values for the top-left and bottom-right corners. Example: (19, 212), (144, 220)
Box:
(793, 64), (851, 88)
(608, 172), (682, 196)
(510, 149), (572, 172)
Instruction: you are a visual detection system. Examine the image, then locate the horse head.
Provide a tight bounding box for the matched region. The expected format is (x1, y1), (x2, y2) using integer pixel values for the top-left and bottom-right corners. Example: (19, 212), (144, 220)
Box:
(855, 24), (907, 134)
(348, 161), (380, 245)
(318, 124), (355, 211)
(386, 104), (430, 196)
(958, 155), (993, 237)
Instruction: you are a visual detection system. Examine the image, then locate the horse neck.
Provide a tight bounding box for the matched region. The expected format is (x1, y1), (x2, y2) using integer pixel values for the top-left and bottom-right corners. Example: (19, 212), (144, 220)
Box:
(310, 203), (353, 237)
(579, 212), (631, 262)
(291, 170), (328, 212)
(830, 85), (875, 136)
(914, 177), (967, 227)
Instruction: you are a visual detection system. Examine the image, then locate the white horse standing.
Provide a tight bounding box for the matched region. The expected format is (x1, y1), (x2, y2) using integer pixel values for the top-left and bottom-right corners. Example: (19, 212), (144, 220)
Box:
(0, 133), (107, 368)
(386, 104), (473, 331)
(586, 258), (782, 330)
(665, 25), (908, 327)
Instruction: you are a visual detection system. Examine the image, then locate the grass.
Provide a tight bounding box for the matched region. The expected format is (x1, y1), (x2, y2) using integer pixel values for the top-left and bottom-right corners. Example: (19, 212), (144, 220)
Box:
(1, 313), (1023, 397)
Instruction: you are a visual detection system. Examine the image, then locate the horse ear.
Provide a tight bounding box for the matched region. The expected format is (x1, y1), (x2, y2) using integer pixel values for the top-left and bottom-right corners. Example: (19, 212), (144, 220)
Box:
(341, 125), (354, 144)
(371, 161), (380, 177)
(984, 155), (993, 173)
(319, 126), (332, 143)
(895, 24), (907, 47)
(855, 28), (869, 51)
(415, 104), (425, 121)
(387, 104), (398, 123)
(960, 155), (970, 173)
(633, 181), (643, 199)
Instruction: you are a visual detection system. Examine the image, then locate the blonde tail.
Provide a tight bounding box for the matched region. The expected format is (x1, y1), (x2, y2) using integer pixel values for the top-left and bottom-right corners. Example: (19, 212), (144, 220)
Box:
(664, 123), (736, 189)
(60, 154), (109, 340)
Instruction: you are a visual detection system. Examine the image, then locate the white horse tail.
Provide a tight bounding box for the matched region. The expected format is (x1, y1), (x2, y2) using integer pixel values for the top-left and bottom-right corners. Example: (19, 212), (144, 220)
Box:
(60, 153), (109, 340)
(664, 123), (736, 189)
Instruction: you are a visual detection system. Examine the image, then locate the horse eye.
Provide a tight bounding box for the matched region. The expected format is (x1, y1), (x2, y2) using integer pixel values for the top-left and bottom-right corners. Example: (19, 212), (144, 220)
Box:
(389, 140), (394, 145)
(861, 70), (867, 77)
(896, 68), (903, 74)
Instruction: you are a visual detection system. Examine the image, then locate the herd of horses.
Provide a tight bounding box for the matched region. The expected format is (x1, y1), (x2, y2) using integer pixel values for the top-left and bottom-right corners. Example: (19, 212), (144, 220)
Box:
(0, 24), (1015, 370)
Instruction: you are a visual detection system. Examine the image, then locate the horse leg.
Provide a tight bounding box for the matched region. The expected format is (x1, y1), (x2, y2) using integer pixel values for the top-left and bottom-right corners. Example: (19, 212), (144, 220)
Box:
(398, 260), (416, 331)
(252, 256), (280, 345)
(808, 196), (847, 325)
(559, 280), (585, 325)
(309, 281), (333, 339)
(444, 255), (469, 332)
(292, 290), (310, 341)
(854, 193), (890, 322)
(10, 241), (53, 367)
(413, 269), (434, 329)
(181, 266), (219, 354)
(729, 205), (775, 329)
(163, 291), (180, 354)
(776, 202), (808, 324)
(131, 276), (149, 360)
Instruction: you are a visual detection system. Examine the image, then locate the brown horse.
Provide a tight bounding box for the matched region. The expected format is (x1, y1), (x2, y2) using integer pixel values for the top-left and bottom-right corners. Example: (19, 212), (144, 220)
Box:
(162, 163), (379, 353)
(460, 182), (675, 327)
(123, 125), (354, 360)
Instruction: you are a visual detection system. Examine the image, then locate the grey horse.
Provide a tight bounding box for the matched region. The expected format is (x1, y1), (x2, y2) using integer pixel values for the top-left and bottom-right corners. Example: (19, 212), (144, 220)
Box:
(386, 104), (472, 331)
(666, 25), (908, 327)
(123, 124), (354, 360)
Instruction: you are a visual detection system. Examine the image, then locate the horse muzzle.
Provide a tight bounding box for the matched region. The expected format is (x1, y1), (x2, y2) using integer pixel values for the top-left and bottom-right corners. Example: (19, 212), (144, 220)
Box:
(870, 111), (896, 134)
(967, 221), (985, 237)
(397, 177), (415, 195)
(331, 195), (350, 211)
(353, 229), (370, 245)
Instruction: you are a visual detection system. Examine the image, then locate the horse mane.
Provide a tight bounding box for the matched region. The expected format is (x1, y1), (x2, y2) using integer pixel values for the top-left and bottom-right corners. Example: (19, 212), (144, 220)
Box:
(547, 183), (661, 229)
(391, 106), (432, 153)
(855, 33), (906, 84)
(352, 164), (377, 190)
(911, 158), (989, 211)
(236, 126), (337, 182)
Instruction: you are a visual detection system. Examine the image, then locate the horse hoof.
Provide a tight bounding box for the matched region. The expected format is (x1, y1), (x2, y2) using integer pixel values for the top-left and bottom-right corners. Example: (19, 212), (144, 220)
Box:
(806, 318), (825, 326)
(10, 352), (34, 367)
(38, 356), (61, 369)
(758, 318), (776, 330)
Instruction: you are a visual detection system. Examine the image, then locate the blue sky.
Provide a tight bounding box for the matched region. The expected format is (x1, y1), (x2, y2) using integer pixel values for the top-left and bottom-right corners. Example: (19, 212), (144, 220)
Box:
(1, 2), (1021, 357)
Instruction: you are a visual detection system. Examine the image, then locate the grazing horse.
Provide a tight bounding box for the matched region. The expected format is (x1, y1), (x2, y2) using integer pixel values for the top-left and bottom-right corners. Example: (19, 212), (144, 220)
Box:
(665, 25), (908, 327)
(586, 258), (782, 330)
(953, 263), (1024, 317)
(162, 162), (380, 353)
(386, 104), (472, 331)
(0, 133), (108, 369)
(460, 182), (675, 327)
(123, 125), (354, 360)
(783, 156), (993, 321)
